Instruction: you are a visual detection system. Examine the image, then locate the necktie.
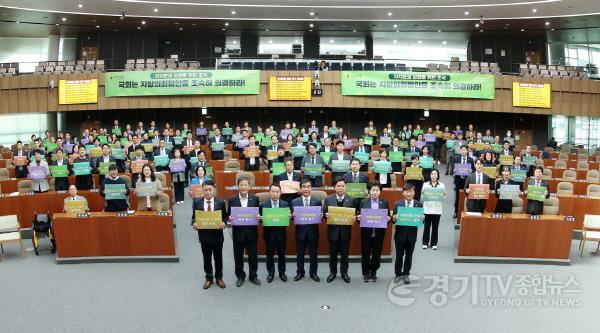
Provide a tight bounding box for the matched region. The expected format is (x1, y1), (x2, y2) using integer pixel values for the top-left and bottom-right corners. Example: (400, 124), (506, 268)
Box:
(477, 174), (481, 184)
(312, 157), (315, 164)
(273, 201), (278, 208)
(207, 201), (212, 211)
(353, 173), (358, 183)
(536, 181), (540, 186)
(407, 200), (412, 207)
(304, 198), (309, 207)
(462, 157), (466, 164)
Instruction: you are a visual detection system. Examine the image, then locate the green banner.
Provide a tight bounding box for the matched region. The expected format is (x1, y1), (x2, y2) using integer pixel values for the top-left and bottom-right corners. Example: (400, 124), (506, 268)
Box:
(211, 142), (224, 151)
(272, 162), (285, 175)
(98, 162), (112, 175)
(262, 208), (291, 227)
(319, 152), (332, 162)
(422, 187), (445, 202)
(373, 161), (392, 174)
(291, 146), (307, 158)
(510, 169), (527, 182)
(341, 71), (495, 99)
(354, 151), (370, 164)
(104, 184), (127, 200)
(112, 148), (126, 160)
(50, 165), (68, 178)
(105, 70), (260, 97)
(346, 182), (367, 199)
(419, 156), (434, 168)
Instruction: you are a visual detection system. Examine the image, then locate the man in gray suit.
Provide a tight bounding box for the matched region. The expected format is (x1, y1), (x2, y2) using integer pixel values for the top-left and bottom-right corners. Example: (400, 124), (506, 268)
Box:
(464, 159), (491, 213)
(525, 166), (550, 215)
(301, 143), (325, 187)
(328, 140), (352, 186)
(323, 177), (356, 283)
(63, 185), (89, 212)
(343, 158), (369, 184)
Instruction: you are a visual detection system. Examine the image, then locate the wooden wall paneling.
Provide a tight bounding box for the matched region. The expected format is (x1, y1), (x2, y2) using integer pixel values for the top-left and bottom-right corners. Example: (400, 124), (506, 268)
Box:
(560, 92), (572, 116)
(170, 96), (183, 109)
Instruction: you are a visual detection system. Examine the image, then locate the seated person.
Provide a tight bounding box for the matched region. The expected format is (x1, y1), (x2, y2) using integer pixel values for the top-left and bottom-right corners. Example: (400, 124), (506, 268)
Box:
(135, 163), (164, 211)
(100, 164), (131, 212)
(63, 185), (89, 212)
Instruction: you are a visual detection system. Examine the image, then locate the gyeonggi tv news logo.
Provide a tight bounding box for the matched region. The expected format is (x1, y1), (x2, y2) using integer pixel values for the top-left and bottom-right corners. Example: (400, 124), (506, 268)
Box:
(387, 274), (582, 308)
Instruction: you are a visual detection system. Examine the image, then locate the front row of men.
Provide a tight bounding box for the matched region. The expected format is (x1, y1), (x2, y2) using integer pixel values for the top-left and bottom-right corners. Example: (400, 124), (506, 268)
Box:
(191, 176), (421, 290)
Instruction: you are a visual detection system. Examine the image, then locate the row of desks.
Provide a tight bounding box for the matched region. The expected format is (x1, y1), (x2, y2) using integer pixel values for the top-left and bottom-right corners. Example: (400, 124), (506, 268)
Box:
(457, 190), (600, 230)
(542, 159), (599, 170)
(0, 189), (173, 229)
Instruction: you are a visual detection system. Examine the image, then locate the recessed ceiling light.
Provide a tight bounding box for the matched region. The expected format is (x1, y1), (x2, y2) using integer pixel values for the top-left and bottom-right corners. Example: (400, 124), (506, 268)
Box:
(55, 23), (59, 26)
(268, 40), (272, 43)
(393, 40), (397, 43)
(418, 40), (422, 43)
(545, 21), (550, 26)
(521, 28), (525, 31)
(396, 30), (399, 33)
(174, 22), (179, 25)
(475, 23), (480, 28)
(438, 29), (442, 33)
(464, 11), (469, 15)
(16, 21), (20, 23)
(179, 27), (183, 31)
(309, 29), (313, 32)
(309, 23), (314, 28)
(387, 12), (393, 16)
(61, 17), (66, 22)
(309, 12), (314, 16)
(154, 8), (158, 12)
(231, 10), (236, 15)
(352, 29), (356, 32)
(265, 28), (269, 31)
(78, 4), (83, 8)
(96, 25), (100, 28)
(137, 26), (141, 29)
(233, 41), (237, 44)
(295, 39), (299, 43)
(393, 24), (397, 28)
(141, 20), (146, 25)
(192, 23), (196, 26)
(330, 39), (334, 43)
(443, 41), (447, 45)
(532, 8), (537, 13)
(222, 28), (226, 31)
(480, 29), (484, 32)
(224, 22), (229, 26)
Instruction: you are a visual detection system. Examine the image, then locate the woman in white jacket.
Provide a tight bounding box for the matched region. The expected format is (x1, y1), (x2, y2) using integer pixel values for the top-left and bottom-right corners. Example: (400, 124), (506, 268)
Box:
(29, 149), (50, 193)
(421, 169), (446, 250)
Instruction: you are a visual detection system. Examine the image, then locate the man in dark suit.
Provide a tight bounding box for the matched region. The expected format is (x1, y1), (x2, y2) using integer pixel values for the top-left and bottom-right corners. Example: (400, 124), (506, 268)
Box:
(276, 158), (302, 205)
(359, 181), (389, 282)
(153, 139), (172, 172)
(525, 166), (550, 215)
(261, 184), (290, 283)
(111, 119), (122, 136)
(209, 128), (225, 160)
(392, 183), (422, 285)
(301, 143), (325, 187)
(162, 129), (174, 145)
(323, 177), (356, 283)
(520, 144), (536, 177)
(227, 177), (261, 287)
(343, 158), (369, 184)
(328, 140), (352, 186)
(192, 180), (227, 289)
(291, 179), (321, 282)
(127, 135), (141, 157)
(404, 138), (421, 157)
(13, 141), (29, 178)
(353, 137), (372, 154)
(242, 136), (261, 171)
(453, 145), (475, 218)
(464, 159), (491, 213)
(94, 144), (116, 184)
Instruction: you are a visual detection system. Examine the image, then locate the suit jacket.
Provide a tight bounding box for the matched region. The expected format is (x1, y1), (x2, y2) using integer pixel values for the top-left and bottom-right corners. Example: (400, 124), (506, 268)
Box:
(323, 194), (357, 241)
(209, 136), (225, 160)
(291, 195), (322, 240)
(464, 172), (492, 212)
(404, 147), (422, 157)
(93, 156), (116, 172)
(227, 194), (261, 242)
(343, 171), (369, 184)
(261, 199), (290, 241)
(360, 198), (389, 238)
(353, 145), (371, 154)
(393, 199), (423, 243)
(454, 156), (475, 186)
(192, 197), (227, 244)
(526, 179), (550, 215)
(328, 153), (351, 167)
(276, 171), (302, 184)
(153, 147), (172, 158)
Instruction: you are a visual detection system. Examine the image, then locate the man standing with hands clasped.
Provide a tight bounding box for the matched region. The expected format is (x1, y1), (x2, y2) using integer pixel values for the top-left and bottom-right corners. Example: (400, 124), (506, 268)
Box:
(291, 179), (322, 282)
(392, 183), (423, 285)
(191, 180), (227, 290)
(261, 183), (290, 283)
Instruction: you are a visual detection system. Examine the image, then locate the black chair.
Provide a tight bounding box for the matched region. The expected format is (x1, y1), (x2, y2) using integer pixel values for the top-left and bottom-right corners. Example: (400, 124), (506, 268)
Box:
(397, 64), (407, 71)
(309, 62), (319, 70)
(242, 62), (253, 70)
(363, 63), (374, 71)
(231, 62), (242, 70)
(254, 62), (265, 70)
(286, 62), (298, 70)
(275, 62), (286, 70)
(385, 63), (396, 71)
(298, 62), (308, 70)
(352, 63), (363, 71)
(342, 62), (352, 71)
(264, 62), (275, 70)
(374, 63), (384, 71)
(330, 62), (341, 71)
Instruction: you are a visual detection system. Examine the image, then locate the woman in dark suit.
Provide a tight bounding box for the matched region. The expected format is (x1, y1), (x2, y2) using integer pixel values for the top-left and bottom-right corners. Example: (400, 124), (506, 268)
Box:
(50, 148), (71, 191)
(373, 149), (392, 188)
(494, 167), (522, 213)
(358, 181), (390, 282)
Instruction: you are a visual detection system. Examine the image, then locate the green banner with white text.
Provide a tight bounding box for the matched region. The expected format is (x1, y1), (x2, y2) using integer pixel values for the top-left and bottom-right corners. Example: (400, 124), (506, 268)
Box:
(341, 71), (495, 99)
(104, 70), (260, 97)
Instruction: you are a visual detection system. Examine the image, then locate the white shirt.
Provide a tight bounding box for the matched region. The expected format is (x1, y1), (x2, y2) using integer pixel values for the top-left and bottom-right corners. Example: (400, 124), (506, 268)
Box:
(286, 172), (294, 181)
(239, 195), (248, 207)
(475, 172), (483, 184)
(302, 196), (311, 207)
(379, 172), (387, 184)
(203, 198), (214, 211)
(144, 178), (152, 208)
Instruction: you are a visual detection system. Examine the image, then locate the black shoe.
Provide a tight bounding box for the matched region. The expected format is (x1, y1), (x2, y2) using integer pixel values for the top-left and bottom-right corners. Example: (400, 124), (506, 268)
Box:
(236, 278), (244, 287)
(327, 273), (336, 283)
(371, 274), (377, 282)
(249, 277), (261, 286)
(403, 275), (411, 285)
(341, 274), (350, 283)
(267, 274), (274, 283)
(309, 274), (320, 282)
(294, 273), (304, 281)
(279, 273), (288, 282)
(363, 275), (370, 282)
(445, 171), (449, 176)
(393, 275), (402, 284)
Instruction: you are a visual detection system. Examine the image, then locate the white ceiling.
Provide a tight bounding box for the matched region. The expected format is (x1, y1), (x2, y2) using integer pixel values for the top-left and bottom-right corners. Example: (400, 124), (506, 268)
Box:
(1, 0), (599, 22)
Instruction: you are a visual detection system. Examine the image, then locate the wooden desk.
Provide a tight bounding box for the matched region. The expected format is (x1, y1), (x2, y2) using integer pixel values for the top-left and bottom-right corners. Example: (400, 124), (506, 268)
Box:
(0, 190), (173, 229)
(457, 191), (600, 230)
(456, 213), (574, 264)
(53, 211), (177, 263)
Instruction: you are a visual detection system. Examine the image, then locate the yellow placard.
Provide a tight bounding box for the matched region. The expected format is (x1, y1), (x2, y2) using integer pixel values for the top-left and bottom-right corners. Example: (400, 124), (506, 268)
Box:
(499, 155), (514, 166)
(194, 210), (223, 229)
(64, 200), (86, 214)
(269, 76), (312, 101)
(59, 79), (98, 105)
(266, 150), (279, 160)
(512, 82), (551, 108)
(326, 206), (355, 225)
(405, 167), (423, 181)
(482, 166), (497, 179)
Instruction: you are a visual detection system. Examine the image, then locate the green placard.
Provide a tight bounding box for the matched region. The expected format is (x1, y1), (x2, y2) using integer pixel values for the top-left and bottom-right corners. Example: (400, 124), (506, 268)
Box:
(73, 162), (91, 176)
(332, 160), (350, 173)
(291, 146), (307, 157)
(211, 142), (224, 151)
(190, 157), (199, 165)
(45, 143), (58, 153)
(389, 151), (404, 163)
(112, 148), (126, 160)
(272, 162), (285, 175)
(483, 166), (497, 178)
(446, 140), (455, 149)
(254, 133), (264, 141)
(422, 187), (444, 202)
(346, 182), (367, 199)
(173, 136), (183, 145)
(342, 71), (495, 99)
(328, 127), (338, 135)
(222, 128), (234, 136)
(419, 156), (434, 168)
(104, 70), (260, 97)
(181, 129), (189, 137)
(473, 143), (486, 151)
(398, 140), (408, 148)
(50, 165), (68, 178)
(499, 155), (514, 166)
(395, 206), (424, 227)
(209, 131), (215, 138)
(154, 155), (170, 167)
(510, 169), (527, 182)
(373, 161), (392, 174)
(293, 128), (299, 136)
(303, 163), (322, 177)
(354, 151), (370, 164)
(527, 185), (547, 201)
(112, 128), (122, 136)
(491, 144), (502, 153)
(97, 135), (108, 144)
(98, 162), (112, 175)
(302, 134), (309, 143)
(260, 137), (272, 147)
(104, 184), (127, 200)
(319, 152), (332, 162)
(262, 208), (291, 227)
(363, 136), (373, 145)
(205, 166), (213, 177)
(483, 136), (494, 143)
(522, 156), (537, 166)
(120, 138), (129, 146)
(413, 129), (424, 136)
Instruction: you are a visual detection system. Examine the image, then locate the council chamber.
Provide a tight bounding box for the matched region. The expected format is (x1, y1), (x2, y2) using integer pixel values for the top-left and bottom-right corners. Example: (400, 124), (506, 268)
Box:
(0, 1), (599, 332)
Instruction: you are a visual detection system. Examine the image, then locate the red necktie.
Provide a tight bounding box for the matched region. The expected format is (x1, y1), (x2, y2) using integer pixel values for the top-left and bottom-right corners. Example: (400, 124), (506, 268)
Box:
(207, 201), (212, 211)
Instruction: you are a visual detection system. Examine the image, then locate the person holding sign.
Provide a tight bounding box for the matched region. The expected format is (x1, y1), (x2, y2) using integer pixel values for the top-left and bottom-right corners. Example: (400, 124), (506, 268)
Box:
(112, 139), (127, 173)
(51, 148), (71, 191)
(63, 185), (89, 213)
(358, 181), (389, 282)
(323, 177), (356, 283)
(301, 143), (325, 187)
(191, 180), (227, 289)
(276, 159), (301, 206)
(343, 158), (369, 184)
(209, 128), (225, 160)
(153, 139), (171, 172)
(419, 146), (434, 182)
(328, 140), (351, 186)
(404, 137), (421, 157)
(170, 148), (188, 204)
(524, 166), (550, 215)
(94, 144), (116, 185)
(421, 169), (446, 250)
(227, 177), (262, 287)
(404, 154), (424, 200)
(13, 141), (29, 178)
(453, 145), (475, 218)
(100, 164), (130, 212)
(290, 179), (322, 282)
(243, 135), (261, 171)
(261, 184), (290, 283)
(135, 164), (164, 211)
(520, 145), (536, 177)
(392, 183), (423, 285)
(30, 149), (50, 193)
(464, 159), (491, 213)
(373, 150), (393, 188)
(190, 165), (211, 187)
(73, 145), (94, 190)
(495, 167), (523, 213)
